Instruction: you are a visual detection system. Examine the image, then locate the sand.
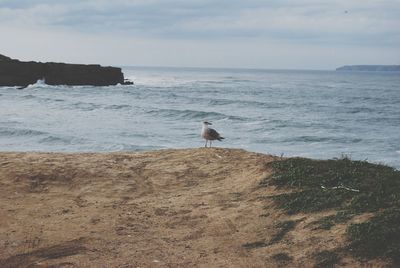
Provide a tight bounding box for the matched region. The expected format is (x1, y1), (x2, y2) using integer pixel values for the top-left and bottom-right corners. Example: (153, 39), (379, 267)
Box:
(0, 148), (384, 267)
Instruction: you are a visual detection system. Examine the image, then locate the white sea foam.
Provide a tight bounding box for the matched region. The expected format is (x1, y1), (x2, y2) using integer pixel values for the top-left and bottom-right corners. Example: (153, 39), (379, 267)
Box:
(26, 78), (48, 89)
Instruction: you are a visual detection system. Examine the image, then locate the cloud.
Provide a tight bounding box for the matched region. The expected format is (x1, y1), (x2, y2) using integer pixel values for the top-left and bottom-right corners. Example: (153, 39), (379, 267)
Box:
(0, 0), (399, 68)
(1, 0), (399, 44)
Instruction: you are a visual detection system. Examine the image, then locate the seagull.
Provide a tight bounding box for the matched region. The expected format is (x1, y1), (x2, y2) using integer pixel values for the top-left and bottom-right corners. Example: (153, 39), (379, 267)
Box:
(201, 121), (225, 148)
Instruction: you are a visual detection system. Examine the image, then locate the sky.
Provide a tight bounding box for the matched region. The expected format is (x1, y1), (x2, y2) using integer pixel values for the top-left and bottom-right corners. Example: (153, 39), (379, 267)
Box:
(0, 0), (399, 70)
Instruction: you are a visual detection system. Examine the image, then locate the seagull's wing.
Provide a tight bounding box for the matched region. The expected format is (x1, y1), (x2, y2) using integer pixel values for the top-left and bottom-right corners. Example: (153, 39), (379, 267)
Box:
(208, 128), (223, 140)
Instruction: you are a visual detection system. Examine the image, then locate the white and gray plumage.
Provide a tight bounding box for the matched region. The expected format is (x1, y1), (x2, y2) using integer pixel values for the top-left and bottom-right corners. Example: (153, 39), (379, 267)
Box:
(201, 121), (225, 147)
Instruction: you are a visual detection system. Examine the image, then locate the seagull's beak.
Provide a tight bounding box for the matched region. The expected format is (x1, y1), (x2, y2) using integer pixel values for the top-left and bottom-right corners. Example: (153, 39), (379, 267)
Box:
(207, 122), (212, 125)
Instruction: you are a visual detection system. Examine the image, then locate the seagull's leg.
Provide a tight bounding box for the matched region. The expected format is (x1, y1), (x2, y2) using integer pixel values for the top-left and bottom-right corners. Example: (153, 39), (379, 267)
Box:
(205, 140), (208, 147)
(210, 140), (212, 148)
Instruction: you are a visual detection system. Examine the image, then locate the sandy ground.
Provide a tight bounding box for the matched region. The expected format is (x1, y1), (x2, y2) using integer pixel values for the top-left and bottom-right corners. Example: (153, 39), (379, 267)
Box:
(0, 148), (385, 267)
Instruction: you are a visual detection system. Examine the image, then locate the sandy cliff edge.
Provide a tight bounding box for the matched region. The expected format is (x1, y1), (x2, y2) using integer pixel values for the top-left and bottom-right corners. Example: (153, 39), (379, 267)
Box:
(0, 148), (385, 267)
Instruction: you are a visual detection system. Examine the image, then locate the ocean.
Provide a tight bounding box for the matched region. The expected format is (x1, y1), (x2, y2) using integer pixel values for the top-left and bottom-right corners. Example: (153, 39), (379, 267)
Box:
(1, 67), (399, 168)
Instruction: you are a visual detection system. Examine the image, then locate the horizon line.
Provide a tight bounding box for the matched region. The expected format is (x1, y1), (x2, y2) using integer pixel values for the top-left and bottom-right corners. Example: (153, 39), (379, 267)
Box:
(117, 65), (335, 72)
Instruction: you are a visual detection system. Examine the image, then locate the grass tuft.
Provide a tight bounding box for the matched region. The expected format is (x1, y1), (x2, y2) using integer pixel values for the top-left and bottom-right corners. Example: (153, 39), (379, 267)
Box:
(272, 252), (292, 263)
(314, 250), (340, 268)
(311, 211), (354, 230)
(242, 241), (267, 249)
(269, 220), (297, 244)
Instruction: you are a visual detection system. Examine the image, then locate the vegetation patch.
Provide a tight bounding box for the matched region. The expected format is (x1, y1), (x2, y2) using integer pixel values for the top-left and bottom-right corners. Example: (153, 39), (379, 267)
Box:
(263, 157), (400, 265)
(242, 241), (267, 249)
(347, 208), (400, 265)
(313, 250), (340, 268)
(273, 188), (351, 214)
(272, 252), (292, 263)
(311, 211), (354, 230)
(264, 157), (400, 214)
(269, 220), (297, 244)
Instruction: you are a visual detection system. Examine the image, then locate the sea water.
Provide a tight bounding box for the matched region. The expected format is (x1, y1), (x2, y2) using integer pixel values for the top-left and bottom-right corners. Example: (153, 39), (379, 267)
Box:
(0, 67), (399, 168)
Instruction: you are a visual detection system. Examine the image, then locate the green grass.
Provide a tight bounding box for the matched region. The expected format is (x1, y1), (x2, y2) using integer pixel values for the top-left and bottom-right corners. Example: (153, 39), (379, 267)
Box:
(242, 241), (267, 249)
(311, 211), (354, 230)
(347, 208), (400, 264)
(264, 157), (400, 214)
(313, 250), (340, 268)
(263, 157), (400, 265)
(269, 220), (297, 244)
(272, 252), (292, 263)
(273, 188), (352, 214)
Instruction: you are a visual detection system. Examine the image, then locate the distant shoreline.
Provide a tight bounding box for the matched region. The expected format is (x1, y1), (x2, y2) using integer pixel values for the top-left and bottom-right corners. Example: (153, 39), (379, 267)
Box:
(336, 65), (400, 71)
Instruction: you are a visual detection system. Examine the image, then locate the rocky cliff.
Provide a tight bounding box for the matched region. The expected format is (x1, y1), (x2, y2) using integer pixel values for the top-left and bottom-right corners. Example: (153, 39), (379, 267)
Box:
(0, 54), (131, 87)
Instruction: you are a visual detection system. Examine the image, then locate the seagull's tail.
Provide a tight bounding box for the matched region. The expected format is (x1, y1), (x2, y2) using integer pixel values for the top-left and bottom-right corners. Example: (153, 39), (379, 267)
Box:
(218, 137), (225, 141)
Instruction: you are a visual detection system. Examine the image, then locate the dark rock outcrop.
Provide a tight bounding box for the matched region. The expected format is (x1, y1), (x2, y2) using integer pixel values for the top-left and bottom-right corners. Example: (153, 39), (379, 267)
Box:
(0, 54), (131, 87)
(0, 54), (12, 61)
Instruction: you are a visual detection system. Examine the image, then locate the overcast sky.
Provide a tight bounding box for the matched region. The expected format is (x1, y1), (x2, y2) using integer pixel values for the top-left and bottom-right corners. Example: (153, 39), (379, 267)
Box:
(0, 0), (399, 69)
